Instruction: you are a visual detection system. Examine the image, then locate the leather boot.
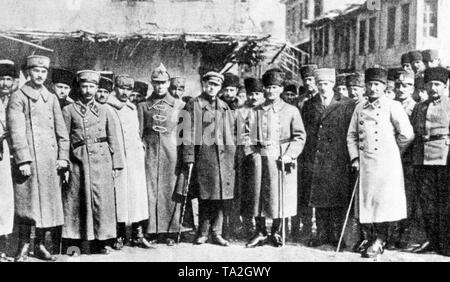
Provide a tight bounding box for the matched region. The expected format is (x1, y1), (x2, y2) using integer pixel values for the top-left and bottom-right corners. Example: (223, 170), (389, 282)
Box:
(15, 224), (31, 262)
(352, 224), (372, 253)
(246, 217), (268, 248)
(34, 229), (57, 262)
(362, 238), (384, 258)
(131, 223), (153, 249)
(113, 223), (126, 250)
(270, 219), (283, 247)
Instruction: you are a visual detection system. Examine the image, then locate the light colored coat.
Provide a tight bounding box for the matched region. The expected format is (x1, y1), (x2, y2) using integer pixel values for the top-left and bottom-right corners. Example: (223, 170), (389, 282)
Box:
(0, 98), (14, 236)
(7, 82), (70, 228)
(347, 96), (414, 224)
(62, 100), (123, 240)
(107, 95), (149, 224)
(247, 99), (306, 219)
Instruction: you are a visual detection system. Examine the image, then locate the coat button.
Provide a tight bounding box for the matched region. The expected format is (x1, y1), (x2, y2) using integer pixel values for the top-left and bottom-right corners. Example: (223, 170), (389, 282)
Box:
(360, 121), (364, 125)
(359, 146), (364, 150)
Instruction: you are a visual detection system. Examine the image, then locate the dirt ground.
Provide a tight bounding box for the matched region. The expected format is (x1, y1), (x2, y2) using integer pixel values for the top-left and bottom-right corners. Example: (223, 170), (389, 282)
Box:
(11, 239), (450, 263)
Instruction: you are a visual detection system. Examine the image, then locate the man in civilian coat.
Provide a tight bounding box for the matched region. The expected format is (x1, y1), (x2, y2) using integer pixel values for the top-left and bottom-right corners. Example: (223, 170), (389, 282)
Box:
(183, 71), (236, 247)
(245, 69), (306, 248)
(62, 70), (123, 255)
(347, 67), (414, 258)
(410, 67), (450, 256)
(7, 55), (70, 261)
(300, 68), (355, 248)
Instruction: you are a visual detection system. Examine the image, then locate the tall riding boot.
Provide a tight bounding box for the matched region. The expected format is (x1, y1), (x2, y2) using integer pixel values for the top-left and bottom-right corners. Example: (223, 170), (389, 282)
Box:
(34, 228), (57, 261)
(246, 217), (267, 248)
(113, 223), (127, 250)
(131, 222), (153, 249)
(396, 219), (411, 249)
(15, 224), (31, 262)
(270, 219), (283, 247)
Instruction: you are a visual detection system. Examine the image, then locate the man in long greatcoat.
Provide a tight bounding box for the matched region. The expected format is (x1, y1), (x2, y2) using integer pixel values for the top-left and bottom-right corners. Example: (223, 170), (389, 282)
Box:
(300, 68), (355, 248)
(138, 64), (192, 246)
(347, 67), (414, 258)
(0, 60), (17, 261)
(183, 71), (236, 247)
(7, 55), (70, 261)
(107, 75), (150, 250)
(245, 69), (306, 248)
(62, 70), (123, 255)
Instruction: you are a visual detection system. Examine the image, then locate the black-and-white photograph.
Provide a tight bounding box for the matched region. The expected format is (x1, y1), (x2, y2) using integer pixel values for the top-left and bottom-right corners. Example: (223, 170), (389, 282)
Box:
(0, 0), (449, 266)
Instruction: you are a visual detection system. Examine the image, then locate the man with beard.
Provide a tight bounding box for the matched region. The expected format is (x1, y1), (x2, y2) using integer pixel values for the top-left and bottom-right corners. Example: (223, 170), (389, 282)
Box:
(130, 80), (148, 105)
(62, 70), (123, 255)
(244, 69), (306, 248)
(386, 70), (417, 250)
(297, 65), (318, 110)
(347, 67), (414, 258)
(107, 75), (151, 250)
(221, 72), (241, 110)
(139, 64), (193, 246)
(334, 74), (349, 98)
(300, 68), (355, 248)
(51, 68), (75, 109)
(0, 60), (17, 261)
(95, 76), (114, 105)
(183, 71), (236, 247)
(8, 55), (70, 261)
(410, 67), (450, 256)
(347, 73), (366, 105)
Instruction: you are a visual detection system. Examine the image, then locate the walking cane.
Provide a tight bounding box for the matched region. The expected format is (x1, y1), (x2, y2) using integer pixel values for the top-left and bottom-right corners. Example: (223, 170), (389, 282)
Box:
(336, 176), (360, 253)
(278, 146), (286, 247)
(177, 164), (193, 244)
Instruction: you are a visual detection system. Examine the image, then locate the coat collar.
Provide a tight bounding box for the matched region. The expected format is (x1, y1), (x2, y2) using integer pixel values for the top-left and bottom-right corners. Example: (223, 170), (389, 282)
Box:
(74, 99), (100, 117)
(363, 95), (387, 110)
(310, 93), (344, 119)
(146, 92), (175, 110)
(107, 94), (136, 111)
(261, 98), (286, 113)
(21, 82), (51, 103)
(198, 93), (229, 112)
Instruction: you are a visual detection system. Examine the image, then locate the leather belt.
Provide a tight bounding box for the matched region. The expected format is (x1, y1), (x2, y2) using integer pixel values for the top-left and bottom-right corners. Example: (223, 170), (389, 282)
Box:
(73, 137), (108, 149)
(257, 138), (292, 147)
(422, 134), (450, 142)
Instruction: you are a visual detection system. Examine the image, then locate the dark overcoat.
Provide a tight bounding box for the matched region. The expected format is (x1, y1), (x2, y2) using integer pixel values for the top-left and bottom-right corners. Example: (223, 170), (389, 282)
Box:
(138, 93), (192, 234)
(300, 94), (355, 208)
(182, 93), (237, 201)
(7, 82), (70, 228)
(62, 100), (123, 241)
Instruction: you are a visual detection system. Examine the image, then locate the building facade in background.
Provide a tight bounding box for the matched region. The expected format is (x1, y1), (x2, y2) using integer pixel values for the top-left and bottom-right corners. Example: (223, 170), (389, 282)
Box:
(307, 0), (450, 72)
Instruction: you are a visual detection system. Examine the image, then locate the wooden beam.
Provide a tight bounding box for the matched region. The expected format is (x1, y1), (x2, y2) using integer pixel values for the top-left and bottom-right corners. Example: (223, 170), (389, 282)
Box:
(0, 33), (54, 52)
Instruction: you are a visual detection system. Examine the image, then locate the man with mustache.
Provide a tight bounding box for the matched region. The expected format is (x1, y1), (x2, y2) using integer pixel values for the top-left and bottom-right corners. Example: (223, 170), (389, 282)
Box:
(95, 76), (114, 105)
(297, 65), (318, 110)
(0, 60), (17, 261)
(334, 74), (349, 98)
(7, 55), (70, 261)
(346, 73), (367, 105)
(244, 69), (306, 248)
(51, 68), (75, 109)
(107, 75), (150, 250)
(62, 70), (123, 255)
(410, 67), (450, 256)
(347, 67), (414, 259)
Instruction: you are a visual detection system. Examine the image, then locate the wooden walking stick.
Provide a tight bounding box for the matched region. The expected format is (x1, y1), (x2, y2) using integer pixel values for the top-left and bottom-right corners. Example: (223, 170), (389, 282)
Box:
(177, 164), (194, 244)
(336, 176), (360, 253)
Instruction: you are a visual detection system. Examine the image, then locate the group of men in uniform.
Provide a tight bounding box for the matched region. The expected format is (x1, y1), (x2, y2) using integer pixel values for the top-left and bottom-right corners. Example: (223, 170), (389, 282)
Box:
(0, 47), (450, 262)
